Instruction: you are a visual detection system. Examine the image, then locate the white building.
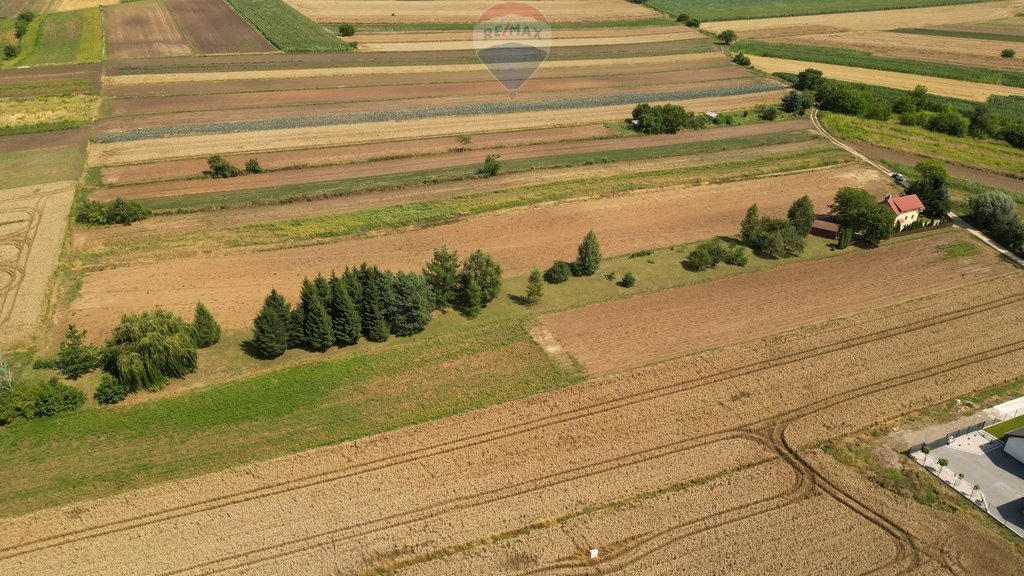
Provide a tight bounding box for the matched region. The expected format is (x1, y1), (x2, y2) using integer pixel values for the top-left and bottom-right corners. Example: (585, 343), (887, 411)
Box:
(1006, 427), (1024, 465)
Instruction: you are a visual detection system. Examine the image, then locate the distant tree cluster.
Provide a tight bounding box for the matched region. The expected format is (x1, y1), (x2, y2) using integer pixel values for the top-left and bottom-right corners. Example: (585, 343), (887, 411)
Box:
(684, 240), (748, 272)
(675, 13), (700, 27)
(207, 155), (261, 178)
(251, 248), (503, 359)
(631, 103), (707, 135)
(732, 53), (751, 66)
(788, 68), (1024, 149)
(2, 12), (35, 60)
(338, 23), (356, 37)
(970, 191), (1024, 254)
(738, 196), (814, 258)
(906, 160), (951, 217)
(77, 198), (151, 226)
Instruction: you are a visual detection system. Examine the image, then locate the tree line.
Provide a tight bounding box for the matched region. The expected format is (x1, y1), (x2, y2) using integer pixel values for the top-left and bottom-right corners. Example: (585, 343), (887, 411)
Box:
(2, 12), (35, 60)
(77, 197), (151, 226)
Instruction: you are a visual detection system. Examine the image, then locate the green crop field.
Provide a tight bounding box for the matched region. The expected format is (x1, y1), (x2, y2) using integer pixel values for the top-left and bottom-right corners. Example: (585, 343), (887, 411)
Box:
(0, 144), (86, 189)
(989, 95), (1024, 122)
(19, 8), (103, 66)
(224, 0), (352, 52)
(645, 0), (984, 21)
(821, 112), (1024, 178)
(735, 40), (1024, 88)
(893, 28), (1024, 43)
(355, 19), (674, 32)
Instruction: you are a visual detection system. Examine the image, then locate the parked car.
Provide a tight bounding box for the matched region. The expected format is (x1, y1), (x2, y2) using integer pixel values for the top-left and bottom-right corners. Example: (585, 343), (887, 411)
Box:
(891, 173), (906, 183)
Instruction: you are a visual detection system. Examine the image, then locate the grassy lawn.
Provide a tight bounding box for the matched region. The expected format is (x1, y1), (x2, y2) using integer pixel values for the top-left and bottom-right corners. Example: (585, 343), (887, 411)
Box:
(734, 40), (1024, 88)
(224, 0), (352, 52)
(0, 94), (99, 136)
(6, 218), (943, 517)
(127, 130), (824, 212)
(0, 144), (86, 189)
(985, 414), (1024, 440)
(18, 8), (103, 66)
(820, 112), (1024, 178)
(80, 147), (851, 265)
(646, 0), (985, 21)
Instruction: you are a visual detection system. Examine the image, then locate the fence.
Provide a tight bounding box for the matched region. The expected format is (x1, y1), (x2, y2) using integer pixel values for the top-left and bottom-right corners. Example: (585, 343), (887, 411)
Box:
(906, 418), (995, 454)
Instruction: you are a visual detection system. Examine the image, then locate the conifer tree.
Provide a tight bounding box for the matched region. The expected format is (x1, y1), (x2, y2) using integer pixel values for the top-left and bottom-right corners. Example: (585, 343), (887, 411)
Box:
(465, 280), (482, 319)
(191, 301), (222, 348)
(423, 246), (459, 310)
(299, 278), (334, 351)
(251, 289), (290, 359)
(55, 324), (99, 380)
(329, 273), (361, 346)
(740, 204), (762, 245)
(288, 305), (305, 349)
(358, 264), (391, 342)
(526, 267), (543, 305)
(313, 273), (332, 307)
(573, 230), (601, 276)
(389, 272), (434, 336)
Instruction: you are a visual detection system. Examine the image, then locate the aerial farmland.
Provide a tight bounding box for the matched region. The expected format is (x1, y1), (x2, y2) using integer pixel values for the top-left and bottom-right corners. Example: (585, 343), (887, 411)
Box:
(1, 0), (1023, 574)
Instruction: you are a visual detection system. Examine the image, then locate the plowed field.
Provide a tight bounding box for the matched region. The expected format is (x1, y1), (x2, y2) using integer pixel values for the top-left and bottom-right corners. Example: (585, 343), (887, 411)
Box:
(5, 272), (1023, 574)
(103, 2), (192, 58)
(165, 0), (274, 54)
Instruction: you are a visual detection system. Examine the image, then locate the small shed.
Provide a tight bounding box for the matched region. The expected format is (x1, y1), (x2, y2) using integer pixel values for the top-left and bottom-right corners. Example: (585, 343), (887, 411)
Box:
(704, 112), (718, 120)
(1006, 427), (1024, 465)
(810, 219), (841, 241)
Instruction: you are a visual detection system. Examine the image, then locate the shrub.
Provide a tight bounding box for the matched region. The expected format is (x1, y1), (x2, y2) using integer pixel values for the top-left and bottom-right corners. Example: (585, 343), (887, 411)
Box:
(722, 246), (748, 267)
(757, 105), (778, 121)
(684, 17), (700, 27)
(3, 44), (19, 60)
(103, 309), (198, 393)
(54, 324), (99, 380)
(718, 30), (737, 45)
(478, 154), (501, 177)
(780, 90), (811, 115)
(732, 53), (751, 66)
(94, 373), (130, 405)
(191, 302), (221, 348)
(77, 199), (110, 225)
(1002, 48), (1016, 59)
(244, 158), (263, 174)
(926, 108), (968, 137)
(970, 191), (1017, 229)
(544, 261), (572, 284)
(338, 23), (356, 37)
(105, 198), (151, 225)
(618, 272), (635, 288)
(1, 378), (84, 424)
(684, 243), (718, 271)
(631, 103), (706, 134)
(207, 155), (241, 178)
(1002, 123), (1024, 149)
(573, 230), (601, 276)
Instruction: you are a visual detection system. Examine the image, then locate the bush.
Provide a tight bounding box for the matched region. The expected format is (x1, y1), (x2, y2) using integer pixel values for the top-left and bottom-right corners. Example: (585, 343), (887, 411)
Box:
(207, 155), (241, 178)
(631, 103), (706, 135)
(338, 23), (356, 37)
(244, 158), (262, 174)
(780, 90), (811, 115)
(54, 324), (99, 380)
(3, 44), (19, 60)
(926, 108), (968, 137)
(544, 260), (572, 284)
(478, 154), (501, 177)
(676, 13), (700, 26)
(105, 198), (151, 225)
(618, 272), (635, 288)
(684, 240), (748, 271)
(757, 105), (778, 121)
(77, 199), (110, 225)
(0, 378), (84, 425)
(32, 357), (57, 370)
(732, 53), (751, 66)
(1002, 48), (1016, 59)
(1002, 123), (1024, 149)
(685, 245), (717, 271)
(94, 373), (130, 405)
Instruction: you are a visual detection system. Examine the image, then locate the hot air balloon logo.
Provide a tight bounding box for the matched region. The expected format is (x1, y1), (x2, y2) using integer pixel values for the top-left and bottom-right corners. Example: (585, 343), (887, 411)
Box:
(474, 2), (551, 97)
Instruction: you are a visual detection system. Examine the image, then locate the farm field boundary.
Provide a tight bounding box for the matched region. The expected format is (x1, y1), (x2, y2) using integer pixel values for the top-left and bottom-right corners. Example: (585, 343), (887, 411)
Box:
(645, 0), (989, 20)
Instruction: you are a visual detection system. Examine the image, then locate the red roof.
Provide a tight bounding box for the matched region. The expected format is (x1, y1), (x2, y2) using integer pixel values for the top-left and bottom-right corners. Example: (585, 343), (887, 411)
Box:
(884, 194), (925, 215)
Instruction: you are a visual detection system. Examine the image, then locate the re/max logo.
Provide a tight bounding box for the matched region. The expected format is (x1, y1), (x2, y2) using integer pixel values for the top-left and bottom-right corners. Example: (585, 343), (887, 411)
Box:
(481, 24), (544, 40)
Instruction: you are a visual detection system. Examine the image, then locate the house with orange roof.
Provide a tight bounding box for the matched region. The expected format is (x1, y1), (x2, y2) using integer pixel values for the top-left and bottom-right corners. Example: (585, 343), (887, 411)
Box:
(882, 194), (925, 231)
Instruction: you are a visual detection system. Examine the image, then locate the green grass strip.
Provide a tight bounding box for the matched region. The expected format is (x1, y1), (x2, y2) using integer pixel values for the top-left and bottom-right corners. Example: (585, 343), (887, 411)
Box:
(19, 8), (103, 66)
(986, 413), (1024, 440)
(223, 0), (351, 52)
(735, 39), (1024, 88)
(892, 28), (1024, 44)
(646, 0), (987, 21)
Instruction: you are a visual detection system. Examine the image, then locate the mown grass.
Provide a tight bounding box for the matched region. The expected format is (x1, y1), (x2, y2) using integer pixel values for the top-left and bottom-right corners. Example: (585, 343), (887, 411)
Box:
(735, 40), (1024, 88)
(134, 131), (822, 212)
(986, 414), (1024, 440)
(821, 112), (1024, 178)
(646, 0), (985, 20)
(0, 319), (581, 518)
(0, 94), (99, 136)
(18, 8), (103, 66)
(0, 144), (86, 189)
(892, 28), (1024, 43)
(224, 0), (351, 52)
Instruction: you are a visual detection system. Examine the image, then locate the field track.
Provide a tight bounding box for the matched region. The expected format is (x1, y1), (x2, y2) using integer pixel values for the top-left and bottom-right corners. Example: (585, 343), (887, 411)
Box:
(4, 273), (1023, 574)
(67, 165), (883, 338)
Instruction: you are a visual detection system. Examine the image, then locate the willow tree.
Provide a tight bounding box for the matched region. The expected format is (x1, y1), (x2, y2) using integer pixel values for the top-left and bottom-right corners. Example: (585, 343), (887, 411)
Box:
(103, 309), (198, 392)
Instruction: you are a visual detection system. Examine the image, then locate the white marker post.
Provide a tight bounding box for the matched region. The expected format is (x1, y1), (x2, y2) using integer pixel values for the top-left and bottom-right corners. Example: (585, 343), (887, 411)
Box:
(589, 549), (599, 560)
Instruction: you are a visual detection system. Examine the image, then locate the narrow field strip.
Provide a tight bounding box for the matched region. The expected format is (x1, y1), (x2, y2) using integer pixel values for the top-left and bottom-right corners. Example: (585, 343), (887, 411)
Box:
(647, 0), (992, 21)
(360, 32), (697, 52)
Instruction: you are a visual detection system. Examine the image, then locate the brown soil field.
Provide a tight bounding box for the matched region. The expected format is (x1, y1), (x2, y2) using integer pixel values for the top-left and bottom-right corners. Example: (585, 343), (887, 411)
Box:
(69, 165), (877, 338)
(164, 0), (274, 54)
(96, 73), (758, 134)
(79, 139), (829, 255)
(103, 52), (713, 87)
(353, 26), (686, 45)
(98, 123), (613, 185)
(703, 2), (1020, 33)
(5, 273), (1024, 574)
(88, 91), (786, 166)
(848, 141), (1024, 193)
(360, 32), (698, 52)
(103, 58), (720, 99)
(92, 118), (811, 202)
(0, 126), (89, 154)
(0, 63), (100, 98)
(790, 31), (1024, 72)
(0, 181), (75, 349)
(103, 1), (193, 59)
(542, 233), (1011, 375)
(286, 0), (655, 23)
(747, 56), (1024, 101)
(0, 0), (48, 18)
(54, 0), (117, 10)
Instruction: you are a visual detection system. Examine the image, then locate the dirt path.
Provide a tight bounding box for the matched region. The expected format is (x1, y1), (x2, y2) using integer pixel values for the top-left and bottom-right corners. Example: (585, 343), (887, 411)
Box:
(847, 141), (1024, 193)
(4, 273), (1024, 574)
(69, 166), (883, 338)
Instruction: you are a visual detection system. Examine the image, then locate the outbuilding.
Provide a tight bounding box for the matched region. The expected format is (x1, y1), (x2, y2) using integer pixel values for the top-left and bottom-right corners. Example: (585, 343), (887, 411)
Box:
(810, 219), (841, 241)
(1005, 427), (1024, 465)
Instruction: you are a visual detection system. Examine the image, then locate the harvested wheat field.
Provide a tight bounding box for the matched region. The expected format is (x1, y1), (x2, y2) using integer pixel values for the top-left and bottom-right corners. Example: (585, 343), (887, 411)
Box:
(542, 232), (1010, 374)
(747, 56), (1024, 101)
(68, 165), (881, 338)
(4, 273), (1024, 575)
(286, 0), (656, 23)
(103, 1), (193, 58)
(0, 181), (75, 348)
